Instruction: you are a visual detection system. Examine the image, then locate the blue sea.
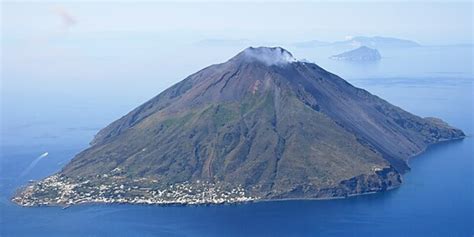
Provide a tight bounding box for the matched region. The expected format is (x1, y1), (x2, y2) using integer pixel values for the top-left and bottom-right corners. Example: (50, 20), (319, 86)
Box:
(1, 44), (473, 236)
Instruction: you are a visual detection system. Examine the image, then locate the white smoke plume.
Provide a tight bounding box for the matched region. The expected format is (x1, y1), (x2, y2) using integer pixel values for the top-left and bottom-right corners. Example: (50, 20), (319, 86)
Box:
(242, 47), (297, 66)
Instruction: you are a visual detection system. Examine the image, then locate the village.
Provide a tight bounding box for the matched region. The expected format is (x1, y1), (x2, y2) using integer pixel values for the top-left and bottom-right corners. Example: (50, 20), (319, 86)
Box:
(12, 174), (255, 207)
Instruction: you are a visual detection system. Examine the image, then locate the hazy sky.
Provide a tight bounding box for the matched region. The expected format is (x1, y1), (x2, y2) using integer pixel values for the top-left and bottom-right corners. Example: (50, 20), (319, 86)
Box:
(1, 1), (472, 147)
(2, 1), (473, 91)
(2, 1), (473, 44)
(2, 1), (473, 94)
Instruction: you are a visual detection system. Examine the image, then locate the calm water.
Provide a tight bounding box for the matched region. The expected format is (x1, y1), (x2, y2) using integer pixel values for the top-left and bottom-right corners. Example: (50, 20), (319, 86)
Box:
(1, 46), (473, 236)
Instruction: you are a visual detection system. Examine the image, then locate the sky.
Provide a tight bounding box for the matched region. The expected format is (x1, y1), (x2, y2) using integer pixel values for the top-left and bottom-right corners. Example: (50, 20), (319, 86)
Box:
(1, 1), (473, 147)
(1, 1), (473, 99)
(2, 1), (472, 82)
(2, 1), (473, 44)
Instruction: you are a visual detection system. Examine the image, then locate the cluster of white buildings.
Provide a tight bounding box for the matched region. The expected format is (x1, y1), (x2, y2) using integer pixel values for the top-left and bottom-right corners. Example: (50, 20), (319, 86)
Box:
(13, 174), (256, 207)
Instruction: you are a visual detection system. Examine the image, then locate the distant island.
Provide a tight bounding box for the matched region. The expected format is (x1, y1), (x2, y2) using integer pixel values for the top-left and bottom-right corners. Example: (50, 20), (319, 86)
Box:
(330, 46), (382, 62)
(13, 47), (464, 207)
(295, 36), (420, 48)
(333, 36), (420, 48)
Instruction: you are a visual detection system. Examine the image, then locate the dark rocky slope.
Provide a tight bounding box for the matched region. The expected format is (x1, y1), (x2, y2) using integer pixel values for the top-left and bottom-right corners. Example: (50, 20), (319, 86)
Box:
(14, 47), (464, 205)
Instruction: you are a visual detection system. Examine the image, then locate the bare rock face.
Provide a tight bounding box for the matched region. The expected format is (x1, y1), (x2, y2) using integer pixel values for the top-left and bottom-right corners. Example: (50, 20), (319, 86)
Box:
(14, 47), (464, 206)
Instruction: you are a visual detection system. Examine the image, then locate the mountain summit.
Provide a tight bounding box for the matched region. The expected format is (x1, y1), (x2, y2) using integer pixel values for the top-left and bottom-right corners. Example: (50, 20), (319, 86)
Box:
(233, 47), (297, 66)
(14, 47), (464, 206)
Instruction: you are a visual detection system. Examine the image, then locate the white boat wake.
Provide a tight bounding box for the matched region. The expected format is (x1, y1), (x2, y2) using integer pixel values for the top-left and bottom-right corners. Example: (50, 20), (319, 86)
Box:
(20, 152), (49, 177)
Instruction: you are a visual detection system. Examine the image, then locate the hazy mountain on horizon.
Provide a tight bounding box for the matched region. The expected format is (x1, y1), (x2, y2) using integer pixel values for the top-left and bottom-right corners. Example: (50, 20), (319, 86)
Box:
(295, 36), (420, 48)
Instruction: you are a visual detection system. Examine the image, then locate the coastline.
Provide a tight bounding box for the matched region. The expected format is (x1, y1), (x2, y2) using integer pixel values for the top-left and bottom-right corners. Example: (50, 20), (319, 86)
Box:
(11, 136), (465, 208)
(12, 185), (401, 209)
(405, 135), (467, 168)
